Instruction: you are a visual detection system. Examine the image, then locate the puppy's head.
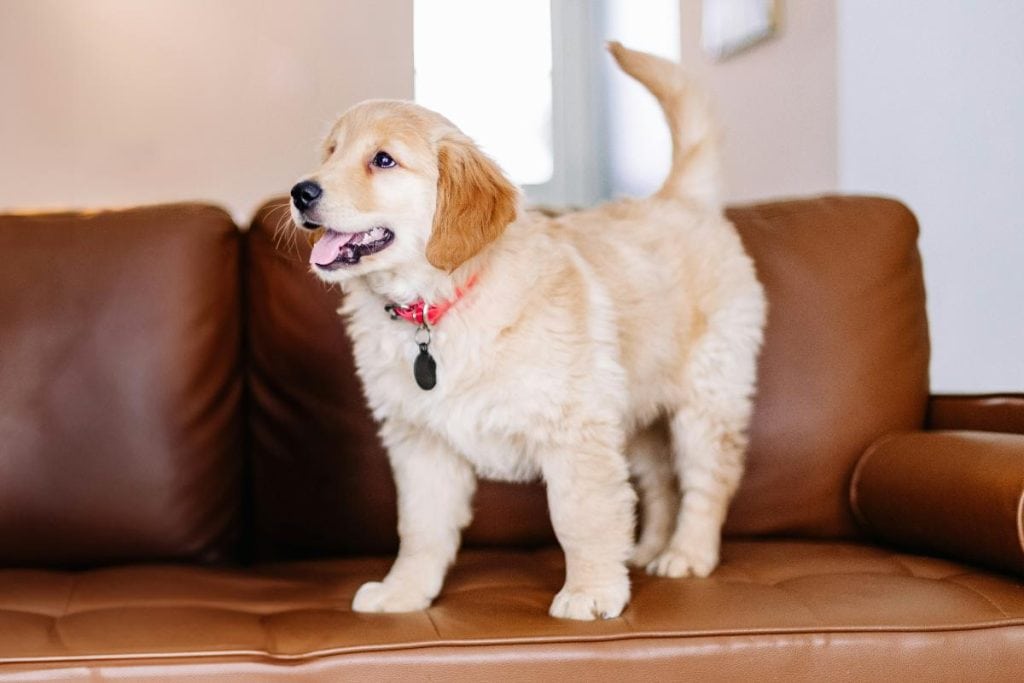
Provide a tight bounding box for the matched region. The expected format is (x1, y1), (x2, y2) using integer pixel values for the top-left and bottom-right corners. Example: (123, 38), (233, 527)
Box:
(290, 100), (518, 284)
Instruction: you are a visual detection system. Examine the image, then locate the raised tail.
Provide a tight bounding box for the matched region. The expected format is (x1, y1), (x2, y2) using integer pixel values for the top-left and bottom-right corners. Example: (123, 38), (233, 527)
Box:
(607, 41), (721, 207)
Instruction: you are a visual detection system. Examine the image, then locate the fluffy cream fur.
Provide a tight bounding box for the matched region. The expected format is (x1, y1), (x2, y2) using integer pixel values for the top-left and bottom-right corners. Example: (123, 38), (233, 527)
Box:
(290, 43), (766, 620)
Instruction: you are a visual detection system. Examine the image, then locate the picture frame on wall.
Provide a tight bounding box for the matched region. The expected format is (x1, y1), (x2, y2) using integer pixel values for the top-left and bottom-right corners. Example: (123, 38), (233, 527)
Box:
(702, 0), (780, 60)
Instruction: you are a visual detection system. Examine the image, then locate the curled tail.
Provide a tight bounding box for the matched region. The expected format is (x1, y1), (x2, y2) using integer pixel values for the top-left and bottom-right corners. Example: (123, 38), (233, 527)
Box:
(608, 41), (721, 207)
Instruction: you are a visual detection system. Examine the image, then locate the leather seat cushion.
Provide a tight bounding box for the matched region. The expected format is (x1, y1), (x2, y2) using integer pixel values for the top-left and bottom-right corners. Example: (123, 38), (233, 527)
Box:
(2, 541), (1022, 680)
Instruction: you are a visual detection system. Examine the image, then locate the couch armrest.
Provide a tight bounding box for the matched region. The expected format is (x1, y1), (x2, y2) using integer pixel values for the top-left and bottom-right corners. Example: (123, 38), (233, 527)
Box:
(850, 431), (1024, 576)
(927, 394), (1024, 434)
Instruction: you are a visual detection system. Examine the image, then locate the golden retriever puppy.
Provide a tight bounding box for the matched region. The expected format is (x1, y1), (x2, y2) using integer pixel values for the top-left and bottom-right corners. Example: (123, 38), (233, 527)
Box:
(289, 43), (766, 620)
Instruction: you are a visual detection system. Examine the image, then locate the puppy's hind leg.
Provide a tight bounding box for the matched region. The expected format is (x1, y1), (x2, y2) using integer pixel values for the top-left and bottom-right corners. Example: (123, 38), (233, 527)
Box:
(648, 298), (763, 579)
(542, 424), (637, 621)
(646, 404), (748, 578)
(626, 418), (679, 568)
(352, 422), (476, 613)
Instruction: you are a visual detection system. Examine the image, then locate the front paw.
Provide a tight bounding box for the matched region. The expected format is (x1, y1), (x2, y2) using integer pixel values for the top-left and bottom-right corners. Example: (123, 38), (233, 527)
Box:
(549, 579), (630, 621)
(351, 580), (433, 613)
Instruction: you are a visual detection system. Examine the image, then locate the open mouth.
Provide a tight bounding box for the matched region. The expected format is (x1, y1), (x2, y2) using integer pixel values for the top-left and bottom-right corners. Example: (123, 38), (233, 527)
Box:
(308, 227), (395, 270)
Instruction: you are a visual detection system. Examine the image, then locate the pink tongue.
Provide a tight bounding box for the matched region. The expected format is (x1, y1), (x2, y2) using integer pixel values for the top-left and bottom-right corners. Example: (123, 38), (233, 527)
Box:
(310, 231), (353, 266)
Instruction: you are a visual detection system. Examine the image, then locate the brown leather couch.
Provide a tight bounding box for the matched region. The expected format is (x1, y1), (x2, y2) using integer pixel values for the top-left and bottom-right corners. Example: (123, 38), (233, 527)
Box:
(1, 196), (1022, 681)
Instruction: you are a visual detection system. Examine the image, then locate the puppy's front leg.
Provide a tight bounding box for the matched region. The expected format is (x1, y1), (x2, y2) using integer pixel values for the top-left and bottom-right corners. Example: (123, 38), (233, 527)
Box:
(352, 424), (475, 613)
(542, 433), (636, 621)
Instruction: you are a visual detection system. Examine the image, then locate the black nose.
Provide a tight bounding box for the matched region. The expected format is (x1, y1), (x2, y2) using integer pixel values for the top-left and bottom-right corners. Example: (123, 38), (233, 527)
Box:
(290, 180), (322, 212)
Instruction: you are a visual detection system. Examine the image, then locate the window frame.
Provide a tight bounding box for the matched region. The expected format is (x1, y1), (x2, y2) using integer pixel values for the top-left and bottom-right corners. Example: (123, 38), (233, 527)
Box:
(523, 0), (609, 207)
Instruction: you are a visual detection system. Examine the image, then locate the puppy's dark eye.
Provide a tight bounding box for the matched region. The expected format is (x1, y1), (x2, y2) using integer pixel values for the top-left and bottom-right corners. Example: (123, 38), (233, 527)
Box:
(371, 151), (397, 169)
(327, 143), (336, 155)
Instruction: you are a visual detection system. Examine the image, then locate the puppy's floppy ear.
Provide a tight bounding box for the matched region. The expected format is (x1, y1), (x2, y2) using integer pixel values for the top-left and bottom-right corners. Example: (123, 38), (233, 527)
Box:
(426, 136), (518, 272)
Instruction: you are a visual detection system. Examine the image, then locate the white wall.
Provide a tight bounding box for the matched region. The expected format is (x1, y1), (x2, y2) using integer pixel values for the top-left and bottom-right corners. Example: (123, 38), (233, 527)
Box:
(839, 1), (1024, 392)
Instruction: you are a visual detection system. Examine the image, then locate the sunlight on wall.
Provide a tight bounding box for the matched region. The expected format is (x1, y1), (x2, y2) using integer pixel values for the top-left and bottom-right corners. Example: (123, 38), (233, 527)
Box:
(603, 0), (681, 198)
(414, 0), (553, 186)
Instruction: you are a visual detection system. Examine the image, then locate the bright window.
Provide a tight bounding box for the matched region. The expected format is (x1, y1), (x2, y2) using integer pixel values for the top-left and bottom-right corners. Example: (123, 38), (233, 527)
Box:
(413, 0), (680, 205)
(413, 0), (553, 186)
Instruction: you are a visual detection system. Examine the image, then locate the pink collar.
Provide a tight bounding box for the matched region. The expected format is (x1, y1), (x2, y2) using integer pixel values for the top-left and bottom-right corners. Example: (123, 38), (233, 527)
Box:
(385, 274), (479, 327)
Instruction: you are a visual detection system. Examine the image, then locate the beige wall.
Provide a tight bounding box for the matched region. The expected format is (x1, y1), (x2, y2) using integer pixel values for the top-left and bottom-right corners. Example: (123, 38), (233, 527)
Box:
(681, 0), (837, 203)
(0, 0), (413, 222)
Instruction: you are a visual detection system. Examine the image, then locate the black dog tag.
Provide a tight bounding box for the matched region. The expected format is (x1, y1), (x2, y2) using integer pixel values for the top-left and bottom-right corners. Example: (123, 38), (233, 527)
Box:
(414, 343), (437, 390)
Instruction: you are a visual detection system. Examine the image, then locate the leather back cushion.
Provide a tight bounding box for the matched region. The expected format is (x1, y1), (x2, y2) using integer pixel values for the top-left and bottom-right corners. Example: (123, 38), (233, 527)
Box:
(0, 205), (242, 567)
(725, 196), (929, 536)
(246, 195), (929, 559)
